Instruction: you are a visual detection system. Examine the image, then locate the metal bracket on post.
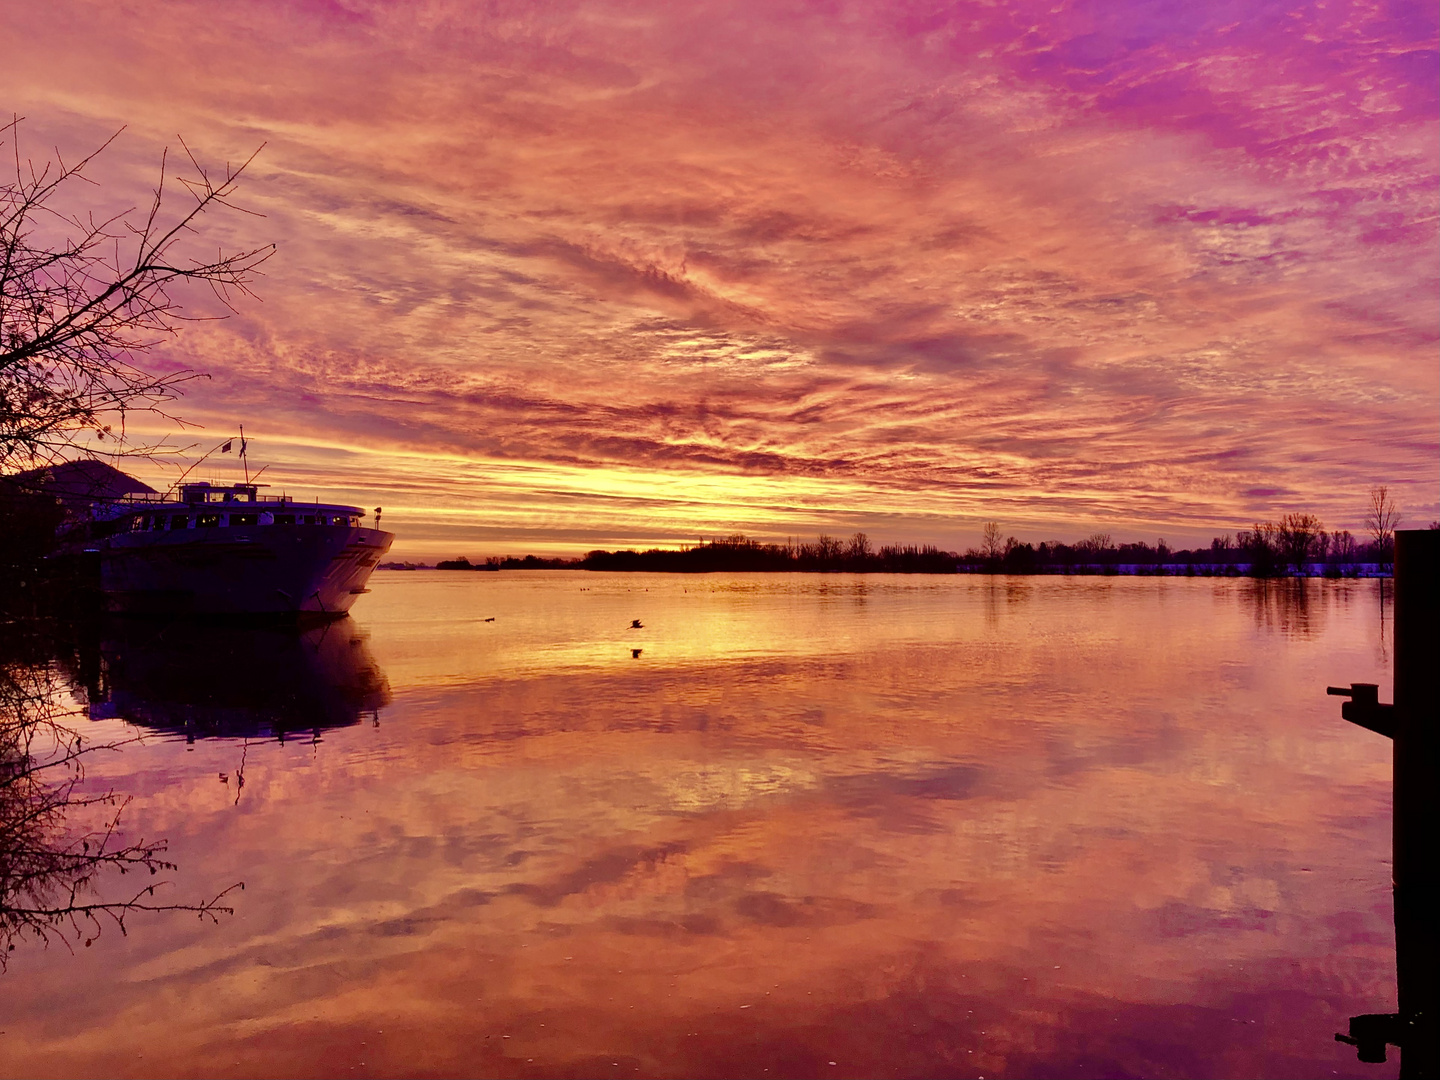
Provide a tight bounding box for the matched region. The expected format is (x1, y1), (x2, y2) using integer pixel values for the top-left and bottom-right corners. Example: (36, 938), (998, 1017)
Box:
(1326, 682), (1396, 738)
(1336, 1012), (1411, 1064)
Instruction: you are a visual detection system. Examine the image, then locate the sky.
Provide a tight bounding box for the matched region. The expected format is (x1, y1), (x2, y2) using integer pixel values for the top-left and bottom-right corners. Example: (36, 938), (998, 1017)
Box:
(2, 0), (1436, 558)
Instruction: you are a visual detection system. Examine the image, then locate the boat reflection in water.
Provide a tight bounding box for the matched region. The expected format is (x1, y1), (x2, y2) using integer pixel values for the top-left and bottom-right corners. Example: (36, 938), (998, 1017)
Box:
(81, 617), (391, 740)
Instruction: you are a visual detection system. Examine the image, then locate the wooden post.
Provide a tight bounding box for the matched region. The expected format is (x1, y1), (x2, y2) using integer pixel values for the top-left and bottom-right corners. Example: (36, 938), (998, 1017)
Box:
(1394, 529), (1438, 1077)
(1331, 529), (1438, 1075)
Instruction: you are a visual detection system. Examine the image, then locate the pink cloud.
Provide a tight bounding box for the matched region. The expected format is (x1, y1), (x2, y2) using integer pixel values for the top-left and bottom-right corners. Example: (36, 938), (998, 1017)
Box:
(1, 0), (1434, 555)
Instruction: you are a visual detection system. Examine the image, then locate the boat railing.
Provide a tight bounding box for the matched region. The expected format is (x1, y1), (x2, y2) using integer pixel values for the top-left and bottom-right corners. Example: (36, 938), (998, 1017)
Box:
(117, 492), (306, 506)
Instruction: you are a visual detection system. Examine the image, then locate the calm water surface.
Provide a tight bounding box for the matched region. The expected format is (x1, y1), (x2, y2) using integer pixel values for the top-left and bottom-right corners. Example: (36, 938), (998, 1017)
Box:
(1, 573), (1400, 1078)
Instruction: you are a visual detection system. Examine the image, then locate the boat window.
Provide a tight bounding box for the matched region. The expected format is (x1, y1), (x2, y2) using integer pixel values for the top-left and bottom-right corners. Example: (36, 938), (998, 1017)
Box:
(198, 513), (221, 527)
(274, 514), (295, 526)
(169, 515), (189, 530)
(230, 513), (258, 527)
(206, 491), (228, 503)
(303, 514), (318, 525)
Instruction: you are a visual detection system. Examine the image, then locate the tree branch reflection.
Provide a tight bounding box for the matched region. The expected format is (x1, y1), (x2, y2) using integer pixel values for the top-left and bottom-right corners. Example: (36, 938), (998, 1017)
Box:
(0, 622), (239, 969)
(2, 614), (390, 968)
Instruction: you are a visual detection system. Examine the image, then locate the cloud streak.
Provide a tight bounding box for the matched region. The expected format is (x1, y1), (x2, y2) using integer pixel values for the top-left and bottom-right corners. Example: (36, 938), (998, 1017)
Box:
(2, 0), (1434, 554)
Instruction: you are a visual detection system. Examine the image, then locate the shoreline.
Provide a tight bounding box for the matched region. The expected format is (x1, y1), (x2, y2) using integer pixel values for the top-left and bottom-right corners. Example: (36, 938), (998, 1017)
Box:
(379, 562), (1393, 579)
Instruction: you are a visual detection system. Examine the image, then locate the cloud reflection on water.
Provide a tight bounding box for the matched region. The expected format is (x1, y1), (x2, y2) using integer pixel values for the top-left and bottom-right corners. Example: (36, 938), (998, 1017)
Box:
(0, 574), (1401, 1078)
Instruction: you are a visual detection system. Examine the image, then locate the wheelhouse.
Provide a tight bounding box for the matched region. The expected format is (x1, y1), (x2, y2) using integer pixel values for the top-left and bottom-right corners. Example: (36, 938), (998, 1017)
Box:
(123, 482), (365, 532)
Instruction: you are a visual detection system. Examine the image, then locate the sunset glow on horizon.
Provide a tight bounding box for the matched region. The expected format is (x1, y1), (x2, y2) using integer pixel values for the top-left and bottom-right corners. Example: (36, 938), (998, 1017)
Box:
(3, 0), (1435, 558)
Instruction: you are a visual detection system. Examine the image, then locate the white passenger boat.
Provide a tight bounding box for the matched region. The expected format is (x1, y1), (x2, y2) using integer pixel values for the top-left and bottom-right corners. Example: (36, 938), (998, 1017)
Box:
(97, 481), (393, 619)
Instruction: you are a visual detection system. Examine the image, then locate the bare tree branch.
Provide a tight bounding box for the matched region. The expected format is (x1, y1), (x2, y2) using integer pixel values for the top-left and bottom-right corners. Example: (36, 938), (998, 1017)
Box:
(1364, 486), (1400, 570)
(1, 116), (273, 471)
(1, 625), (239, 969)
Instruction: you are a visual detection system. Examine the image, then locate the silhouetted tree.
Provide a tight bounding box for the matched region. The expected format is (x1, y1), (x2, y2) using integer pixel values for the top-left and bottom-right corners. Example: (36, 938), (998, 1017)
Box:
(0, 475), (65, 605)
(1239, 523), (1279, 577)
(1001, 541), (1036, 572)
(1276, 512), (1323, 576)
(1331, 529), (1357, 564)
(812, 534), (844, 563)
(1, 118), (272, 470)
(981, 522), (1005, 563)
(1364, 486), (1400, 571)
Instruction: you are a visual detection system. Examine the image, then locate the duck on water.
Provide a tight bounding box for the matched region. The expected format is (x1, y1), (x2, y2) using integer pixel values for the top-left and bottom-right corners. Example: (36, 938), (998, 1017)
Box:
(90, 479), (393, 619)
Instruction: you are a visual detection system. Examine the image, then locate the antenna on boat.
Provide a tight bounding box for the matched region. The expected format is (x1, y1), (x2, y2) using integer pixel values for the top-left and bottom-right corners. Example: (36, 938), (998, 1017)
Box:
(165, 434), (246, 498)
(240, 425), (250, 486)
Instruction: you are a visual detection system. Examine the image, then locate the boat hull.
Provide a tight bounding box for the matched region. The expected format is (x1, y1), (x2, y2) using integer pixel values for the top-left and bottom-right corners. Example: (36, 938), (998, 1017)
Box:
(100, 525), (393, 618)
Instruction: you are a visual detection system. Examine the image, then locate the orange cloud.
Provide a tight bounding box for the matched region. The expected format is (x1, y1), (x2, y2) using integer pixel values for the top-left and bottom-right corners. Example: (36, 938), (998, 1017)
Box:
(2, 0), (1434, 555)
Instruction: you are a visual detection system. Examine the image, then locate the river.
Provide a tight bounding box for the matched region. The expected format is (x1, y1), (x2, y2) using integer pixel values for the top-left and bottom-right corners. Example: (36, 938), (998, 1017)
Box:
(0, 573), (1400, 1078)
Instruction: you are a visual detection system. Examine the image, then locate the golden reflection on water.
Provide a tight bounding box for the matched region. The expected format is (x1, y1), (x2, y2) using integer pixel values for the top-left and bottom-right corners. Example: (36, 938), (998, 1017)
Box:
(0, 574), (1398, 1079)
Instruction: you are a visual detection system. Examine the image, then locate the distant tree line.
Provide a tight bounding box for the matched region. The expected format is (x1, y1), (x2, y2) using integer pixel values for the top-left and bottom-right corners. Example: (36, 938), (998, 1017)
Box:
(431, 487), (1421, 578)
(581, 533), (957, 573)
(434, 555), (573, 571)
(957, 487), (1408, 577)
(435, 534), (957, 574)
(956, 521), (1377, 578)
